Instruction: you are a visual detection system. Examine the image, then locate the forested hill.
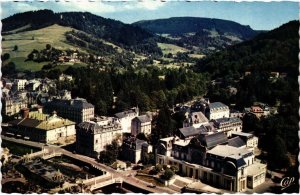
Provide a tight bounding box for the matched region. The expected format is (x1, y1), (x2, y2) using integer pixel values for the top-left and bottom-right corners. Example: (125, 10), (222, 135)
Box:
(195, 20), (299, 78)
(133, 17), (259, 39)
(2, 9), (156, 48)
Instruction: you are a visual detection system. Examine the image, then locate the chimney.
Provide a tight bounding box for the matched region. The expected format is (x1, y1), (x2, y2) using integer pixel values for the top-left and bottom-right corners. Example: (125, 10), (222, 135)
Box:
(21, 108), (30, 118)
(37, 106), (43, 113)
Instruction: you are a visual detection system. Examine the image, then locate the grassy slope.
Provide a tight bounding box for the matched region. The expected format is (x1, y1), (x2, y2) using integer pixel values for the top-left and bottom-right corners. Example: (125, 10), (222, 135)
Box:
(2, 24), (87, 71)
(157, 42), (188, 55)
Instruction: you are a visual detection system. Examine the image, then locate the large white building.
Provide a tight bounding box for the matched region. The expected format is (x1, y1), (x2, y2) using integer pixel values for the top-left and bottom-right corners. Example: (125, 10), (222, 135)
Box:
(76, 117), (122, 158)
(115, 107), (139, 134)
(207, 102), (230, 120)
(13, 79), (27, 91)
(156, 131), (266, 192)
(131, 115), (152, 136)
(6, 111), (76, 143)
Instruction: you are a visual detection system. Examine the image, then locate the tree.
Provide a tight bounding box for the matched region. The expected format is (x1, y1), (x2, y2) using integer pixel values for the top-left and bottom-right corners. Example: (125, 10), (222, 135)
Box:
(154, 164), (163, 173)
(163, 168), (175, 180)
(46, 44), (52, 50)
(13, 45), (18, 51)
(1, 53), (10, 61)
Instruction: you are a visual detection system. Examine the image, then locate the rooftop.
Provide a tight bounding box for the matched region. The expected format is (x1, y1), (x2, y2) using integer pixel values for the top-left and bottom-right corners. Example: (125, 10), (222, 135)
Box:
(209, 102), (228, 110)
(179, 126), (201, 138)
(228, 137), (246, 148)
(232, 131), (254, 138)
(247, 162), (267, 176)
(207, 145), (252, 159)
(190, 112), (209, 123)
(134, 115), (151, 123)
(115, 107), (138, 118)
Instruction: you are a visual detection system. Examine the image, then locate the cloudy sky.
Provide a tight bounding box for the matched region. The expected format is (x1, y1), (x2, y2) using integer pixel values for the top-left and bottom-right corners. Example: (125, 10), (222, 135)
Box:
(1, 0), (298, 30)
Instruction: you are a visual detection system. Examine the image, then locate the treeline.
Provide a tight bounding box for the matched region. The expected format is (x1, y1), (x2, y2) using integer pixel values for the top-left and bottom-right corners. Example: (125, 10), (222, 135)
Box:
(47, 66), (209, 115)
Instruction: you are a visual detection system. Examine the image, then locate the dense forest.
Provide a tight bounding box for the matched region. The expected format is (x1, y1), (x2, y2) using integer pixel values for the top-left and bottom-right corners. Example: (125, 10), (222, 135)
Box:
(196, 20), (299, 170)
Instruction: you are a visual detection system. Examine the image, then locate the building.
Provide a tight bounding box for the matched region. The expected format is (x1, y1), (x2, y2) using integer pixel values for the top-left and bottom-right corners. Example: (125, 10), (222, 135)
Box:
(59, 74), (73, 82)
(131, 115), (152, 136)
(121, 137), (152, 164)
(13, 79), (27, 91)
(212, 117), (243, 137)
(115, 107), (139, 134)
(44, 98), (94, 123)
(231, 132), (258, 148)
(1, 97), (28, 116)
(207, 102), (230, 120)
(250, 106), (264, 118)
(156, 133), (266, 192)
(76, 118), (122, 158)
(183, 112), (209, 128)
(6, 111), (75, 143)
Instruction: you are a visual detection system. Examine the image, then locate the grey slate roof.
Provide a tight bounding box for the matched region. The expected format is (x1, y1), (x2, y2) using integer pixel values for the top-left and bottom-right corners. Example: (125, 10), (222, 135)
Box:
(228, 137), (246, 148)
(201, 132), (228, 149)
(115, 110), (135, 118)
(179, 126), (200, 138)
(46, 98), (94, 109)
(209, 102), (228, 110)
(214, 117), (242, 124)
(133, 115), (151, 123)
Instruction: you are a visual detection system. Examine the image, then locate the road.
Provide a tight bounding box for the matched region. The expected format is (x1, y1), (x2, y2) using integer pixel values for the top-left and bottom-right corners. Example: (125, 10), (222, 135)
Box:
(2, 136), (176, 193)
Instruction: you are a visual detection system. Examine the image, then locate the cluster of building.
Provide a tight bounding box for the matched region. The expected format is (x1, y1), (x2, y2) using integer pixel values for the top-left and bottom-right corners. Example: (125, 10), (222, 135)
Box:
(1, 75), (267, 192)
(1, 76), (73, 117)
(156, 99), (264, 192)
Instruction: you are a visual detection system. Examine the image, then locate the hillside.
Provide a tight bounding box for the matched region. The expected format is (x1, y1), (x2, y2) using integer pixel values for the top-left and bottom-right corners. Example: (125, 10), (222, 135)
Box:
(2, 10), (161, 56)
(195, 20), (298, 78)
(133, 17), (261, 53)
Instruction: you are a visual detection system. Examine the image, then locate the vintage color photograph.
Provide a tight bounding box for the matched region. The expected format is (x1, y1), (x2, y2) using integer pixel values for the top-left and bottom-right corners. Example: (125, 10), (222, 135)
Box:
(1, 0), (298, 193)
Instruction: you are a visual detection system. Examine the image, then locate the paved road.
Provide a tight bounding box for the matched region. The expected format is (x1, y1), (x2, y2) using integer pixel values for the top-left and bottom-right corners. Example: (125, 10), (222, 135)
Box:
(2, 136), (176, 193)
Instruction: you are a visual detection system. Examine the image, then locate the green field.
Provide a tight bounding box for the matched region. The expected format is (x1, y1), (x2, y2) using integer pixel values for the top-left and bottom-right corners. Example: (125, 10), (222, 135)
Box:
(157, 42), (189, 55)
(2, 24), (89, 72)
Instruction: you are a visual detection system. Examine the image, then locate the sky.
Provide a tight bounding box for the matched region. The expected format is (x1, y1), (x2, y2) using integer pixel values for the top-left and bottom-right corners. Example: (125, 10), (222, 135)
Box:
(0, 0), (298, 30)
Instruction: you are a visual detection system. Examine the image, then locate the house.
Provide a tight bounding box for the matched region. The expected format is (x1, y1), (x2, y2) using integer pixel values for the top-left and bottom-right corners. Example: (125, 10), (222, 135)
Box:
(131, 115), (152, 136)
(121, 137), (151, 164)
(156, 132), (266, 192)
(115, 107), (139, 134)
(231, 132), (258, 148)
(76, 118), (122, 158)
(250, 106), (264, 118)
(183, 111), (209, 128)
(1, 97), (28, 116)
(212, 117), (243, 137)
(58, 74), (73, 82)
(44, 98), (94, 123)
(13, 79), (27, 91)
(207, 102), (230, 120)
(6, 111), (75, 143)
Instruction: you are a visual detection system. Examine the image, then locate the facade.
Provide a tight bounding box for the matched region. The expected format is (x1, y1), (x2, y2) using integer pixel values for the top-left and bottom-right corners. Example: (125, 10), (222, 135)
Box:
(115, 107), (139, 134)
(1, 97), (28, 116)
(156, 132), (266, 192)
(121, 137), (151, 164)
(212, 117), (243, 137)
(131, 115), (152, 136)
(13, 79), (27, 91)
(207, 102), (230, 120)
(183, 111), (209, 128)
(76, 118), (122, 158)
(231, 132), (259, 148)
(44, 98), (94, 123)
(6, 111), (75, 143)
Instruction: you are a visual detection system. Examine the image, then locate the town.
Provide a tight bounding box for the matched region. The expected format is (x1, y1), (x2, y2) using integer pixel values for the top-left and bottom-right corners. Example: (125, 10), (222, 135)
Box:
(0, 73), (286, 193)
(1, 2), (298, 194)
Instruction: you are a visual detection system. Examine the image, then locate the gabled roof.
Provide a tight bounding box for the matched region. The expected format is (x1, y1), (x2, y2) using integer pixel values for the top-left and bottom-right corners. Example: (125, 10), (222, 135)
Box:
(202, 132), (228, 149)
(133, 115), (151, 123)
(209, 102), (228, 110)
(179, 126), (200, 138)
(228, 137), (246, 148)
